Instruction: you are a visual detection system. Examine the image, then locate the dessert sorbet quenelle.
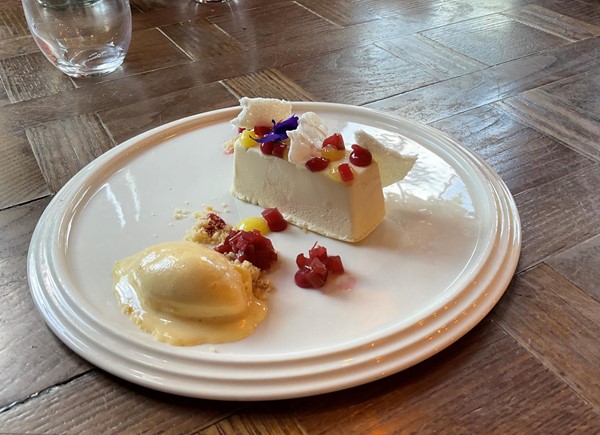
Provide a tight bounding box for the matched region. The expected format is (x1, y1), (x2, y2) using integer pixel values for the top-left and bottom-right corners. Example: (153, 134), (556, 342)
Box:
(229, 97), (417, 242)
(113, 241), (267, 346)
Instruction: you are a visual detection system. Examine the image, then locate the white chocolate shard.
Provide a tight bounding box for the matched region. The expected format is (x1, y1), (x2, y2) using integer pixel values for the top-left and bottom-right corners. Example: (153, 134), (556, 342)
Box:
(231, 97), (293, 130)
(287, 112), (328, 165)
(354, 130), (418, 187)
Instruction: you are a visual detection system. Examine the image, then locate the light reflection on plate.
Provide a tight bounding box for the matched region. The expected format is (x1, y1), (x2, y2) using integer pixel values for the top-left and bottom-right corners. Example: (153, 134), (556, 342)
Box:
(28, 102), (520, 400)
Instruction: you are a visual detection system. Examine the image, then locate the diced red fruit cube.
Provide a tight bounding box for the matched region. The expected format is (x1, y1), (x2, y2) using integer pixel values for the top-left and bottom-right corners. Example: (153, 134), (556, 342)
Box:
(322, 133), (345, 150)
(327, 255), (345, 274)
(294, 269), (313, 288)
(294, 268), (327, 289)
(349, 144), (372, 167)
(305, 157), (330, 172)
(310, 257), (328, 275)
(306, 268), (328, 288)
(337, 163), (355, 182)
(296, 253), (310, 268)
(215, 229), (277, 270)
(261, 207), (288, 231)
(309, 243), (328, 262)
(271, 141), (287, 158)
(253, 125), (273, 136)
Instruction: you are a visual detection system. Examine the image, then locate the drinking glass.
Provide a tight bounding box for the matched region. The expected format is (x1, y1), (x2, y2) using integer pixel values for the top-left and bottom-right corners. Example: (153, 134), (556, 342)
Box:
(22, 0), (132, 77)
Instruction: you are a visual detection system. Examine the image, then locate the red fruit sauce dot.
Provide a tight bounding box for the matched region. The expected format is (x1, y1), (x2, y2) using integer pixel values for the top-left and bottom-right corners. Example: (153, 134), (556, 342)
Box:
(349, 144), (372, 166)
(337, 163), (355, 182)
(261, 207), (288, 231)
(260, 141), (275, 155)
(322, 133), (345, 150)
(271, 141), (287, 158)
(305, 156), (330, 172)
(253, 125), (273, 137)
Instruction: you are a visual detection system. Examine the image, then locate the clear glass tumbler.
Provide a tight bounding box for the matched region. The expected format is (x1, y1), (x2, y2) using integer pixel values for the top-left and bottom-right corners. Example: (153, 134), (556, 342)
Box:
(22, 0), (132, 77)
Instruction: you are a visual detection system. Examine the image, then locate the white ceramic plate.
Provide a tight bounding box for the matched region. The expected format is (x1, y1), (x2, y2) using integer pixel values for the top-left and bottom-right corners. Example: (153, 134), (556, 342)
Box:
(28, 102), (520, 400)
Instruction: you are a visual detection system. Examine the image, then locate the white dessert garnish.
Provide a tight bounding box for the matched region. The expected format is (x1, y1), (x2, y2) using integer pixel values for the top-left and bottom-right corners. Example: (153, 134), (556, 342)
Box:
(287, 112), (328, 165)
(355, 130), (418, 187)
(230, 97), (292, 130)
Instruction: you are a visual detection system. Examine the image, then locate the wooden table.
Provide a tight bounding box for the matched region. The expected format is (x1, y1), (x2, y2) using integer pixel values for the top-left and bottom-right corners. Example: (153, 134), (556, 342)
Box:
(2, 0), (600, 432)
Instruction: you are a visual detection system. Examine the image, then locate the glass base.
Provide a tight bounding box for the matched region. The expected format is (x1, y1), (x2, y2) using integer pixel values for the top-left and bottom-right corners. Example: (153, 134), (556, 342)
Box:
(54, 47), (126, 78)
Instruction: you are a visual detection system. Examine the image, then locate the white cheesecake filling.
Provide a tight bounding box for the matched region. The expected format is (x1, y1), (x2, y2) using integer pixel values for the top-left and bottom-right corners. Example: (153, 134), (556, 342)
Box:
(232, 142), (386, 242)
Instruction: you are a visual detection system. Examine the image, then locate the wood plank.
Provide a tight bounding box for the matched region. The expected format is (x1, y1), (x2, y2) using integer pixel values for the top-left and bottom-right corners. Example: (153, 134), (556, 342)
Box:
(130, 0), (291, 30)
(376, 33), (486, 81)
(514, 164), (600, 270)
(431, 104), (530, 149)
(0, 16), (425, 136)
(539, 66), (600, 115)
(547, 234), (600, 303)
(290, 319), (600, 433)
(200, 405), (306, 435)
(503, 5), (600, 42)
(0, 7), (30, 40)
(0, 52), (74, 103)
(0, 198), (91, 408)
(366, 36), (600, 124)
(221, 69), (316, 101)
(492, 263), (600, 409)
(208, 2), (339, 49)
(26, 113), (115, 192)
(0, 370), (239, 433)
(0, 79), (8, 107)
(0, 35), (39, 60)
(98, 80), (237, 144)
(540, 0), (600, 27)
(432, 105), (595, 196)
(295, 0), (384, 27)
(279, 44), (438, 105)
(299, 0), (534, 31)
(160, 20), (242, 61)
(496, 86), (600, 162)
(71, 28), (192, 88)
(422, 13), (570, 66)
(0, 1), (27, 12)
(0, 131), (49, 210)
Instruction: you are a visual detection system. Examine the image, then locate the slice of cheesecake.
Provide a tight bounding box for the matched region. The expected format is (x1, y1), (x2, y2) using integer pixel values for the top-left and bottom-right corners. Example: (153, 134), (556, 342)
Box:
(229, 98), (416, 242)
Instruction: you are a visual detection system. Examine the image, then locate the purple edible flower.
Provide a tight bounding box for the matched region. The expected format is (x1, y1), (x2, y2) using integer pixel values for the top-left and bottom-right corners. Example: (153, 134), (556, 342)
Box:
(256, 115), (299, 143)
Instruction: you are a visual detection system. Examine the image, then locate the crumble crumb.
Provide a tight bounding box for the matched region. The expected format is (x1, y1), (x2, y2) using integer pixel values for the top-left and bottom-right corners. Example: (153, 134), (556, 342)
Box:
(186, 209), (232, 245)
(223, 136), (236, 154)
(233, 259), (273, 300)
(173, 208), (190, 220)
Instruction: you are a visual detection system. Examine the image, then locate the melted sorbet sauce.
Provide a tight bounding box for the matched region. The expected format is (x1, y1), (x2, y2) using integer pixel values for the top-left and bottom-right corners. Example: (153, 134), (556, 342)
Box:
(113, 241), (267, 345)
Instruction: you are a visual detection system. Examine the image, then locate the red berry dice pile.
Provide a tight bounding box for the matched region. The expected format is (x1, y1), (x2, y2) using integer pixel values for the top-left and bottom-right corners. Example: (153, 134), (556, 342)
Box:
(294, 243), (345, 289)
(215, 229), (278, 270)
